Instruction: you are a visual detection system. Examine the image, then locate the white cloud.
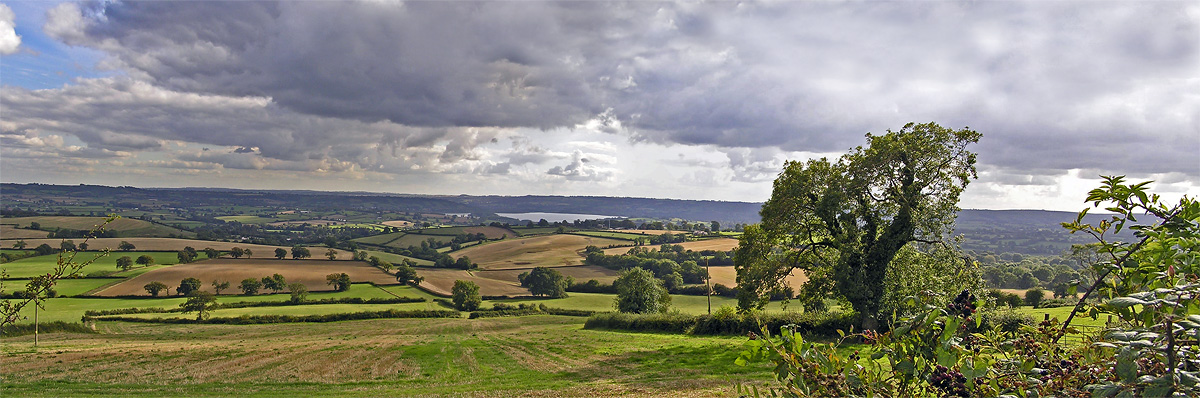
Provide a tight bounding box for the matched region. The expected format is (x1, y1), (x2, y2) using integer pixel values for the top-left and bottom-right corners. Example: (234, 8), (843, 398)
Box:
(0, 3), (21, 54)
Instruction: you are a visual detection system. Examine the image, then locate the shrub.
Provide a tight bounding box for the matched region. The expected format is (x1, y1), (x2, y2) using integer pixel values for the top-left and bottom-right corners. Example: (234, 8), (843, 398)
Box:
(1024, 288), (1045, 307)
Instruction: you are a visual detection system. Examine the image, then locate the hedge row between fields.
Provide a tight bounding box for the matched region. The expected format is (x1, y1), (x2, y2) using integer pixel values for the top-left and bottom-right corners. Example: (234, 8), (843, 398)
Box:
(85, 309), (461, 324)
(583, 311), (861, 336)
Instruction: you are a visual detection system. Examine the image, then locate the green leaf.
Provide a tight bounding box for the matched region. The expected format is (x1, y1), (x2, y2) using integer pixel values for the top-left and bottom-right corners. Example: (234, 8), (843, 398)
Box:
(1115, 348), (1137, 383)
(1107, 297), (1147, 308)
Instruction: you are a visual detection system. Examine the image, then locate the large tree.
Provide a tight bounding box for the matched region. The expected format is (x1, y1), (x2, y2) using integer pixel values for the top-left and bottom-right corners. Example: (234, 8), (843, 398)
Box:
(451, 280), (482, 311)
(735, 122), (980, 329)
(613, 267), (671, 314)
(519, 267), (569, 298)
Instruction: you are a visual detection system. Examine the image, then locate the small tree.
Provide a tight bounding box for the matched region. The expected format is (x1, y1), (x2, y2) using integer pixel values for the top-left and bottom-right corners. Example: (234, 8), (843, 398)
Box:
(292, 246), (311, 259)
(451, 280), (482, 311)
(325, 273), (350, 292)
(454, 256), (474, 270)
(12, 240), (26, 250)
(229, 247), (245, 258)
(325, 248), (337, 261)
(135, 254), (155, 266)
(179, 291), (217, 321)
(177, 250), (197, 264)
(354, 250), (368, 261)
(274, 248), (287, 260)
(118, 241), (135, 251)
(1024, 288), (1045, 307)
(176, 277), (202, 296)
(211, 280), (230, 295)
(614, 268), (671, 314)
(144, 281), (168, 297)
(239, 278), (261, 295)
(262, 273), (287, 293)
(203, 247), (220, 260)
(288, 283), (308, 303)
(78, 242), (88, 251)
(29, 221), (41, 230)
(243, 248), (252, 258)
(115, 256), (134, 271)
(394, 264), (424, 286)
(60, 240), (76, 252)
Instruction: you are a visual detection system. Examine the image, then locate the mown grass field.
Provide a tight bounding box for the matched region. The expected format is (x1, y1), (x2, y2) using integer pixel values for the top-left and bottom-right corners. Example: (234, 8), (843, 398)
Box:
(1, 316), (771, 397)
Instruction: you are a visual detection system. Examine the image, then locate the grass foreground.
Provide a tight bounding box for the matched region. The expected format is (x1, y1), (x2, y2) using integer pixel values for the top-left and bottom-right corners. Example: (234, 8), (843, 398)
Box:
(1, 316), (771, 397)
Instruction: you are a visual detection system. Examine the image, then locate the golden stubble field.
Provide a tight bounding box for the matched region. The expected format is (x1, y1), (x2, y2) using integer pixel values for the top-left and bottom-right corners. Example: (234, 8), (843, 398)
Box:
(705, 265), (808, 289)
(453, 235), (626, 270)
(96, 259), (396, 296)
(1, 317), (759, 397)
(601, 238), (740, 256)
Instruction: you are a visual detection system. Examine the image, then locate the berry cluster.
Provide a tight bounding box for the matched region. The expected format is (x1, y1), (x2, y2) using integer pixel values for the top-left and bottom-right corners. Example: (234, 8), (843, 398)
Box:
(930, 365), (969, 397)
(946, 290), (977, 319)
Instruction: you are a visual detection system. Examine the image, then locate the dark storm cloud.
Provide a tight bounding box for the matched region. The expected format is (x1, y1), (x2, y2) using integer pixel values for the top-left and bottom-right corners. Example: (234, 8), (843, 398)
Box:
(28, 0), (1200, 181)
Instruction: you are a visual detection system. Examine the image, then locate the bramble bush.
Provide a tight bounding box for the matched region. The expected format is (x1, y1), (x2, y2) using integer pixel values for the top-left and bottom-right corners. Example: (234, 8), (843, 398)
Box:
(736, 177), (1199, 397)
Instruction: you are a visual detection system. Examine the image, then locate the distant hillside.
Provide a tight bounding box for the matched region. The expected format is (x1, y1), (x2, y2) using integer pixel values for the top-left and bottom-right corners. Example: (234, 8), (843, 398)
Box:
(0, 216), (194, 238)
(0, 183), (1133, 256)
(955, 209), (1132, 256)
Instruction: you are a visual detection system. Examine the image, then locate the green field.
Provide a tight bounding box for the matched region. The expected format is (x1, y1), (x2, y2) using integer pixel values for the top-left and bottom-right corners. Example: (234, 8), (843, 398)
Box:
(2, 216), (194, 238)
(4, 283), (423, 324)
(493, 292), (794, 315)
(0, 251), (207, 279)
(1, 316), (770, 397)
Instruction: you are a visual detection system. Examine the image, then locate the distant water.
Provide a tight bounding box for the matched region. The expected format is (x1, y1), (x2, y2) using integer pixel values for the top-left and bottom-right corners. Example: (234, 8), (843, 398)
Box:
(496, 212), (617, 223)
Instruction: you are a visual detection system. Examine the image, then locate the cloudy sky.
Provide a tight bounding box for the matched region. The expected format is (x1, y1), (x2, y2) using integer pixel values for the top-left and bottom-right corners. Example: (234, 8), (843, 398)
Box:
(1, 1), (1197, 211)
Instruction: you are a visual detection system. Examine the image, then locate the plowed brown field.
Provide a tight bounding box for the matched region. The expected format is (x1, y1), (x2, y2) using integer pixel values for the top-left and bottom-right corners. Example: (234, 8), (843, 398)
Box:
(96, 259), (395, 296)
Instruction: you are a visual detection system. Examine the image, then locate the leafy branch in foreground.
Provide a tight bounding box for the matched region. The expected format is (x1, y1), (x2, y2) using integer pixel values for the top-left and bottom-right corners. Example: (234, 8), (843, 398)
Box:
(1, 216), (117, 327)
(737, 177), (1199, 397)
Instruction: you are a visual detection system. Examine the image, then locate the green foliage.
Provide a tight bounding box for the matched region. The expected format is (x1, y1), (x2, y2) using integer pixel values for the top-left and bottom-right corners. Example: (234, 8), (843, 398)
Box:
(520, 266), (569, 298)
(262, 273), (287, 293)
(143, 281), (168, 297)
(291, 245), (311, 259)
(274, 248), (287, 259)
(325, 273), (351, 292)
(288, 283), (308, 303)
(209, 280), (230, 295)
(135, 254), (155, 266)
(393, 263), (423, 286)
(1, 321), (97, 337)
(179, 291), (218, 321)
(203, 247), (221, 260)
(451, 280), (482, 311)
(115, 256), (133, 271)
(239, 278), (261, 295)
(614, 267), (671, 314)
(1023, 288), (1045, 307)
(92, 309), (461, 324)
(736, 122), (980, 329)
(176, 277), (202, 296)
(736, 177), (1200, 397)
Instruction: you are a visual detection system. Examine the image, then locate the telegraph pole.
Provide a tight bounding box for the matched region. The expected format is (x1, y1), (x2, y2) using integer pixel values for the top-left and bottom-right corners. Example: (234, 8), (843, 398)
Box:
(706, 256), (711, 315)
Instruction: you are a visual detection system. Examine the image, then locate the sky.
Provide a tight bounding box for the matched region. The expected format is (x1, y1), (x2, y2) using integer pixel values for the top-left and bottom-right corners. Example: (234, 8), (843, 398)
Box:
(0, 1), (1197, 211)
